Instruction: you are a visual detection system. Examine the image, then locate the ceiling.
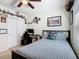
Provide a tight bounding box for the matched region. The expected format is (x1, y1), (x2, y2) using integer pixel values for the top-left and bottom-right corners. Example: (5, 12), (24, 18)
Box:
(0, 0), (41, 14)
(0, 0), (69, 14)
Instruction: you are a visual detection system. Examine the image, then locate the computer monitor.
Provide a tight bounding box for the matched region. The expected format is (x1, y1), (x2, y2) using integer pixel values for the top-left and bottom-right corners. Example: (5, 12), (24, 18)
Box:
(27, 29), (34, 34)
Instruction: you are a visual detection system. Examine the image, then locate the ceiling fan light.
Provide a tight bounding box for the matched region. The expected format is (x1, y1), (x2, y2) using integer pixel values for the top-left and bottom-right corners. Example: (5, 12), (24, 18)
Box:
(22, 0), (28, 4)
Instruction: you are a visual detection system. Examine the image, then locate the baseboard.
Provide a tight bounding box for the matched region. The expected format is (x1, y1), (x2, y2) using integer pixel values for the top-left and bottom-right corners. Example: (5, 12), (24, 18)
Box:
(0, 48), (9, 52)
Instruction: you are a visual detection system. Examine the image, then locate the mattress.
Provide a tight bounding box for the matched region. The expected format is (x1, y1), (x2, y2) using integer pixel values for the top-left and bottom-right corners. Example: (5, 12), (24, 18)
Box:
(16, 39), (77, 59)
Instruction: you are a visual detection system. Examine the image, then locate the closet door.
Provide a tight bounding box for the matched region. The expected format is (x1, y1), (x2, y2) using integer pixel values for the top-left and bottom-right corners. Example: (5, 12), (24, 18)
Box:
(0, 34), (8, 52)
(0, 20), (8, 52)
(16, 18), (27, 45)
(7, 17), (17, 48)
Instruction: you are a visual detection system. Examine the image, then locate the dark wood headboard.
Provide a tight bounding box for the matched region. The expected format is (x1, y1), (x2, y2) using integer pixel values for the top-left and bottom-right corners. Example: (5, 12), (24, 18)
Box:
(42, 30), (71, 44)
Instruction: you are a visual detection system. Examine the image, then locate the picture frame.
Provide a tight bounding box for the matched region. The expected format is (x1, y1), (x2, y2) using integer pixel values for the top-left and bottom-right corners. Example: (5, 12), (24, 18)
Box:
(70, 10), (73, 25)
(0, 13), (8, 23)
(47, 16), (61, 27)
(1, 17), (6, 23)
(0, 29), (7, 34)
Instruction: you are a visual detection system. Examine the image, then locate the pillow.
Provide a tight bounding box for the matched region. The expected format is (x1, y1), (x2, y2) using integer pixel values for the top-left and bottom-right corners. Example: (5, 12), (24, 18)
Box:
(47, 32), (57, 40)
(42, 32), (48, 39)
(56, 32), (66, 41)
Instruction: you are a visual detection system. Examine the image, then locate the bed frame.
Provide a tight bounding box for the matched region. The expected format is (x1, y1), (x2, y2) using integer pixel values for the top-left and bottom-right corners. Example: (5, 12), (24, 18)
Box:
(42, 30), (71, 44)
(12, 51), (27, 59)
(12, 30), (78, 59)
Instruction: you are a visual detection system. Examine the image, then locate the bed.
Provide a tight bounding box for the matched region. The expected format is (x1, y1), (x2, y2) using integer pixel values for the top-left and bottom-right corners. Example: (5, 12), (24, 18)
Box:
(12, 30), (78, 59)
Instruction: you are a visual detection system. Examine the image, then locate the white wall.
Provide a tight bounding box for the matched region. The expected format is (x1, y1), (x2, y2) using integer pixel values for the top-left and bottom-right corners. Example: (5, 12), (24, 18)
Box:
(71, 0), (79, 57)
(0, 5), (27, 52)
(0, 5), (9, 51)
(26, 0), (70, 35)
(72, 12), (79, 57)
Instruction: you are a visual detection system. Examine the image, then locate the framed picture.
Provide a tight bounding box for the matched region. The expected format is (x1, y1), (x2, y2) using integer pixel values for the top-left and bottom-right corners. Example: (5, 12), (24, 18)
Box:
(70, 10), (73, 25)
(0, 29), (7, 34)
(1, 17), (6, 23)
(47, 16), (61, 27)
(0, 13), (8, 23)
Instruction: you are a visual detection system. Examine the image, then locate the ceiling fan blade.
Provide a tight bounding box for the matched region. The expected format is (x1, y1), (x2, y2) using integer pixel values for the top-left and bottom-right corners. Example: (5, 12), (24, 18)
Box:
(17, 2), (23, 7)
(29, 0), (41, 1)
(28, 2), (35, 9)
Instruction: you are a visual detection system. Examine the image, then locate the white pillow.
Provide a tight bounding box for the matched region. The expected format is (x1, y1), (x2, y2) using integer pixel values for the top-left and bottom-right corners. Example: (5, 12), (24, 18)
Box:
(56, 32), (66, 41)
(42, 32), (48, 39)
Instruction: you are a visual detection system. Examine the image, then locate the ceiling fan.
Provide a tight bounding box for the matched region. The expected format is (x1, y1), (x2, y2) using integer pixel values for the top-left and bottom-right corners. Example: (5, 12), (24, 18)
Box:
(17, 0), (41, 9)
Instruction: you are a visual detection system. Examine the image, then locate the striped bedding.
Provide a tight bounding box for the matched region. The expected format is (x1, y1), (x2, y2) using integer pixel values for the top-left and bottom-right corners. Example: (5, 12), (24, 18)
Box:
(16, 39), (77, 59)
